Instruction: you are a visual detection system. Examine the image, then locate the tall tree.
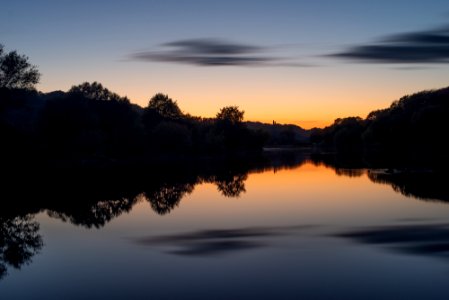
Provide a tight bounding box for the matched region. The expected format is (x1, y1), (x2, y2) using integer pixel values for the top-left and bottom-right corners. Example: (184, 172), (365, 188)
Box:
(216, 106), (244, 124)
(147, 93), (182, 118)
(0, 44), (41, 89)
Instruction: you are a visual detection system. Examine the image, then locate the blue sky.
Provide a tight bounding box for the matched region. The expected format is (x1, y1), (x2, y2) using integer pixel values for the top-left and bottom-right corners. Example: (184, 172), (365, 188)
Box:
(2, 0), (449, 127)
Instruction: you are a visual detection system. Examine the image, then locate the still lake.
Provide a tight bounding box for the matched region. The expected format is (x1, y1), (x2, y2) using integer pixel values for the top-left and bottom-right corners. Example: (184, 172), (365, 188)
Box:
(1, 151), (448, 299)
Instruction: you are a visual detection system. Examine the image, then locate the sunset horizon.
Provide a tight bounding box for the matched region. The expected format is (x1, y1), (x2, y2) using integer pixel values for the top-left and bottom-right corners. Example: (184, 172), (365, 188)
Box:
(3, 1), (449, 129)
(36, 79), (449, 129)
(2, 1), (449, 299)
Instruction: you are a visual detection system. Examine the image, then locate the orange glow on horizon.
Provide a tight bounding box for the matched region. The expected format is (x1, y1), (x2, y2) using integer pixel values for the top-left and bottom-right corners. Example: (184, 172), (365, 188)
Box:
(39, 64), (449, 130)
(116, 161), (449, 231)
(126, 162), (409, 227)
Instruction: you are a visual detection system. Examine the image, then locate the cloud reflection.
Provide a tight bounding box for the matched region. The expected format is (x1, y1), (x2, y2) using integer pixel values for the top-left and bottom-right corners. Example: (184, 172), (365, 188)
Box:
(337, 223), (449, 260)
(133, 225), (315, 256)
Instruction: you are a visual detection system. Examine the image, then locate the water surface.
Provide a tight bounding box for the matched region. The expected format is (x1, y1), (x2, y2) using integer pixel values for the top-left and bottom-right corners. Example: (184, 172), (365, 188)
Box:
(1, 153), (448, 299)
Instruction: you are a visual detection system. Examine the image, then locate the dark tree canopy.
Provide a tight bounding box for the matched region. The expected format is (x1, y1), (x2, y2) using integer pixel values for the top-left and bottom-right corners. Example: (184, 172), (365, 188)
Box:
(68, 81), (129, 102)
(0, 44), (41, 89)
(216, 106), (244, 124)
(147, 93), (182, 118)
(310, 86), (449, 158)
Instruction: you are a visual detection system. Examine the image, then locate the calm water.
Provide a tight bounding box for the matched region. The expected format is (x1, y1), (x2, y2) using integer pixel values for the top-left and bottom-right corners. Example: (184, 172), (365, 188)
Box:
(1, 152), (449, 299)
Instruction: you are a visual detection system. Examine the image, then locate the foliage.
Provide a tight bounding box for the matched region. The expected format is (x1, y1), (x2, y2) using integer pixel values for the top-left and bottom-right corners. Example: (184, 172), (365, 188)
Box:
(311, 87), (449, 155)
(68, 81), (130, 102)
(39, 84), (143, 158)
(1, 83), (264, 162)
(246, 122), (308, 146)
(152, 121), (192, 152)
(3, 43), (447, 161)
(147, 93), (182, 119)
(310, 117), (364, 152)
(0, 44), (40, 89)
(216, 106), (244, 124)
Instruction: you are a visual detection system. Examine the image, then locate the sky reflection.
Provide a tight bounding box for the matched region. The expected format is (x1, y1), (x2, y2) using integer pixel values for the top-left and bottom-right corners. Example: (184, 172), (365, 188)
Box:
(2, 159), (449, 299)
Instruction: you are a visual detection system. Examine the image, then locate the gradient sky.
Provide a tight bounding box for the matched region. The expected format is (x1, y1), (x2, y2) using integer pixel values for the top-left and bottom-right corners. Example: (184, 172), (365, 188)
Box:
(1, 0), (449, 128)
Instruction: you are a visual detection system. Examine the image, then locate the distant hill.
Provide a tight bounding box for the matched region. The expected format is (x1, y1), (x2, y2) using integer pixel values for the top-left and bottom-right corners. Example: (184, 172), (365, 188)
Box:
(246, 121), (310, 146)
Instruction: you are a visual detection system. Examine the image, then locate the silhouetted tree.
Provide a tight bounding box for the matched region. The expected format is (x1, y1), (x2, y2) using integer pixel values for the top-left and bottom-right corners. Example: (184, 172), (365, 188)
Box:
(0, 47), (268, 161)
(362, 88), (449, 154)
(0, 88), (43, 161)
(332, 117), (364, 152)
(68, 82), (130, 102)
(152, 121), (192, 152)
(142, 106), (163, 132)
(0, 44), (40, 89)
(147, 93), (182, 119)
(216, 106), (244, 124)
(214, 106), (243, 151)
(38, 94), (100, 156)
(310, 117), (364, 152)
(39, 82), (143, 158)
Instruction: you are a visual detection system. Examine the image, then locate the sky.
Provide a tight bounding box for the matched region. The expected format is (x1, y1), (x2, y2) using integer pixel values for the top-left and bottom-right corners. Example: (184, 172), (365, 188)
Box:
(1, 0), (449, 128)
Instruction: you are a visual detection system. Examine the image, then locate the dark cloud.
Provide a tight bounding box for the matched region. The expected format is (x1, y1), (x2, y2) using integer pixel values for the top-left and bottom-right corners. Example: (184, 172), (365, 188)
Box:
(133, 225), (315, 256)
(333, 25), (449, 64)
(163, 39), (261, 55)
(129, 38), (303, 67)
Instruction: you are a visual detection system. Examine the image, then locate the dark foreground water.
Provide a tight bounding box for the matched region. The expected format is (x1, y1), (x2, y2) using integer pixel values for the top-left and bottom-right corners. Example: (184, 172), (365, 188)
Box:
(1, 152), (449, 299)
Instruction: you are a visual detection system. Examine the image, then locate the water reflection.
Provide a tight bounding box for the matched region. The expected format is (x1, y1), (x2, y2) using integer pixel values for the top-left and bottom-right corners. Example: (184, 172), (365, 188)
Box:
(311, 153), (447, 202)
(1, 151), (447, 228)
(1, 150), (448, 281)
(144, 182), (195, 215)
(337, 223), (449, 260)
(214, 174), (247, 198)
(0, 215), (43, 279)
(1, 151), (309, 227)
(367, 170), (449, 202)
(134, 225), (314, 256)
(47, 197), (138, 228)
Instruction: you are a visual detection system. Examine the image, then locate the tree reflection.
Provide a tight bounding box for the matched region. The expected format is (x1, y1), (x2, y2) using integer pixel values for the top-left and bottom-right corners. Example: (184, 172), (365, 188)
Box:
(367, 170), (448, 202)
(0, 215), (43, 279)
(310, 152), (448, 203)
(47, 197), (139, 229)
(215, 174), (247, 197)
(2, 149), (447, 284)
(1, 150), (447, 233)
(143, 183), (195, 215)
(334, 168), (365, 177)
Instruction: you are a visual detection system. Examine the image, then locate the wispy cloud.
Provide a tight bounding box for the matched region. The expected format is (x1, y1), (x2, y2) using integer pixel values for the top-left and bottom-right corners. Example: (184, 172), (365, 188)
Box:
(129, 38), (306, 67)
(332, 24), (449, 64)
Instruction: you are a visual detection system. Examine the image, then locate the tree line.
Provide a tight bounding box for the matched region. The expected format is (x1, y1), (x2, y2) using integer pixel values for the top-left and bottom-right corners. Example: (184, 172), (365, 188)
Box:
(310, 87), (449, 158)
(1, 43), (448, 164)
(0, 85), (267, 162)
(0, 44), (268, 164)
